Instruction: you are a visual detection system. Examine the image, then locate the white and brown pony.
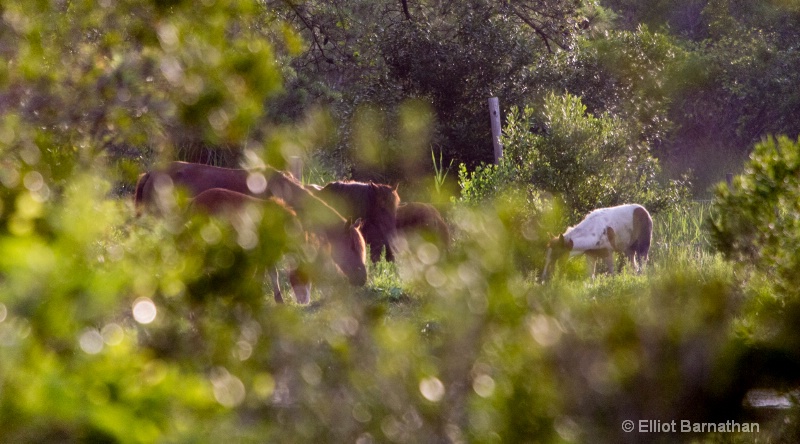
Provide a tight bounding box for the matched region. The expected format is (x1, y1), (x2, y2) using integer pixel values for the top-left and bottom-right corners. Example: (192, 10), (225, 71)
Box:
(541, 204), (652, 281)
(134, 161), (368, 287)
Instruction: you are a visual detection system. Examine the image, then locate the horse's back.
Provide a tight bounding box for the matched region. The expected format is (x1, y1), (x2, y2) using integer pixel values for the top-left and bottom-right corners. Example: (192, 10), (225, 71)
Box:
(191, 187), (261, 215)
(168, 161), (251, 196)
(318, 181), (400, 218)
(391, 202), (450, 262)
(598, 204), (651, 253)
(397, 202), (449, 245)
(315, 181), (371, 218)
(568, 204), (649, 252)
(135, 162), (253, 214)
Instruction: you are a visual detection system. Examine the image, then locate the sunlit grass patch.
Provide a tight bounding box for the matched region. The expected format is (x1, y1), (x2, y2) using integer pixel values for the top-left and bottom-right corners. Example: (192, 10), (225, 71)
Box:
(366, 254), (403, 296)
(651, 201), (713, 262)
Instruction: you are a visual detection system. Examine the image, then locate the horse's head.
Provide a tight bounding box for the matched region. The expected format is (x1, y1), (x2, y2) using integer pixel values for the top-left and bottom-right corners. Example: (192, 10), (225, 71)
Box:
(328, 218), (368, 286)
(541, 234), (573, 282)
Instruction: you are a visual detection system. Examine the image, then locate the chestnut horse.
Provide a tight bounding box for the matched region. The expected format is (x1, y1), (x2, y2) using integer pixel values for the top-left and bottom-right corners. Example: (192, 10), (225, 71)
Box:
(190, 188), (312, 304)
(541, 204), (652, 281)
(312, 181), (400, 263)
(135, 161), (264, 215)
(135, 162), (368, 286)
(388, 202), (450, 262)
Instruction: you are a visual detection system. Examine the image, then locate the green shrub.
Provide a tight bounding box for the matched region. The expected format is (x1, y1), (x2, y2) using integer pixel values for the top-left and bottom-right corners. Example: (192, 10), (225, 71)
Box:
(709, 135), (800, 299)
(459, 92), (688, 222)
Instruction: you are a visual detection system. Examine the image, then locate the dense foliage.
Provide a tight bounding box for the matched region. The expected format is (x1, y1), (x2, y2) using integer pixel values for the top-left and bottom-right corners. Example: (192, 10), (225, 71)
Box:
(458, 92), (687, 220)
(709, 136), (800, 299)
(268, 0), (800, 193)
(268, 0), (596, 180)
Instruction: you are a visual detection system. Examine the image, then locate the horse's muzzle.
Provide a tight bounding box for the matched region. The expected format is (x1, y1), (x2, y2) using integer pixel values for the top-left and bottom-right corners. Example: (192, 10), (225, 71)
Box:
(349, 272), (367, 287)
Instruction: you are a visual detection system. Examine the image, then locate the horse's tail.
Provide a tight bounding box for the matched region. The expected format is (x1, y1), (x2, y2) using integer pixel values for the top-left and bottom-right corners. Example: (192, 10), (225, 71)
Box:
(632, 206), (653, 263)
(133, 172), (151, 217)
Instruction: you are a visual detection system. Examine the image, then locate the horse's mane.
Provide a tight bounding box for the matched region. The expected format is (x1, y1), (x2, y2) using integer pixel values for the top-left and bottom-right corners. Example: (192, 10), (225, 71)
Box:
(263, 167), (347, 229)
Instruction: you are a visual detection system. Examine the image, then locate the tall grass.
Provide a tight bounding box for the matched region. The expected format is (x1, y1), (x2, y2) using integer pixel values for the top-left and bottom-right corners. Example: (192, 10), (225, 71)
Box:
(651, 201), (714, 263)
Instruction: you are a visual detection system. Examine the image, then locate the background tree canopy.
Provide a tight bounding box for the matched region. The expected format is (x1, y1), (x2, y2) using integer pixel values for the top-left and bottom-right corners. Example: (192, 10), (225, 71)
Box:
(265, 0), (800, 194)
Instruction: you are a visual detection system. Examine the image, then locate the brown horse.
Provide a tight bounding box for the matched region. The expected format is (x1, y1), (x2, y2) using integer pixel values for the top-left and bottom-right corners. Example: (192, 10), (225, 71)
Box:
(388, 202), (450, 262)
(135, 161), (255, 215)
(313, 181), (400, 263)
(190, 188), (311, 304)
(135, 162), (368, 286)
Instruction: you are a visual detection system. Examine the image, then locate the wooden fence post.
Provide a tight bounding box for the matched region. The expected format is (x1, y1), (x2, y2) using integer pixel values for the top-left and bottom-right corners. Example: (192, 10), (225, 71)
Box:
(488, 97), (503, 163)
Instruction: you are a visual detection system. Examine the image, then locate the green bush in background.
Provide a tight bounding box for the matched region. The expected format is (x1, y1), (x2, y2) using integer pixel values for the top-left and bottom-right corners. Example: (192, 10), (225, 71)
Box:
(458, 92), (688, 223)
(709, 136), (800, 299)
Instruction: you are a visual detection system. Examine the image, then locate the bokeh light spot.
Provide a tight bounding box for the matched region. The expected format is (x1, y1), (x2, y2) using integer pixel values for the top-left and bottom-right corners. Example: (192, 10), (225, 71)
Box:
(528, 314), (562, 347)
(133, 297), (157, 324)
(419, 376), (445, 402)
(247, 173), (267, 194)
(101, 323), (124, 346)
(211, 367), (246, 408)
(79, 329), (104, 354)
(472, 374), (496, 398)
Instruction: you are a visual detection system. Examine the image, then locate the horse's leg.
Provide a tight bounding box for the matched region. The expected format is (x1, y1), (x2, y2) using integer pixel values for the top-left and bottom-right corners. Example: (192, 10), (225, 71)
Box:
(586, 255), (597, 279)
(289, 269), (311, 304)
(369, 242), (383, 263)
(604, 250), (615, 276)
(626, 248), (638, 273)
(385, 241), (395, 262)
(638, 247), (649, 273)
(605, 226), (619, 275)
(269, 267), (284, 304)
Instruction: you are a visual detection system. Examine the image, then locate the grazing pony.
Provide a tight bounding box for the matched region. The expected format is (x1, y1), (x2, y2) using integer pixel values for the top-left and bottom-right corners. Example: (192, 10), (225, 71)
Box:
(313, 181), (401, 263)
(135, 161), (254, 216)
(134, 161), (368, 286)
(388, 202), (450, 262)
(541, 204), (652, 281)
(190, 188), (311, 304)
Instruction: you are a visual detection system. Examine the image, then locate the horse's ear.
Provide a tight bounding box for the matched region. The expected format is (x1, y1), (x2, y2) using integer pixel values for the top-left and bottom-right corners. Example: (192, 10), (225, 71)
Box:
(392, 182), (400, 192)
(558, 233), (564, 242)
(352, 218), (364, 230)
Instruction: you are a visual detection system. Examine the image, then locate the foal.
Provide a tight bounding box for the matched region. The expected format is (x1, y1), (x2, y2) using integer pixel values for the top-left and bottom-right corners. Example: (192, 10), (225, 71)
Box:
(541, 204), (652, 281)
(190, 188), (311, 304)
